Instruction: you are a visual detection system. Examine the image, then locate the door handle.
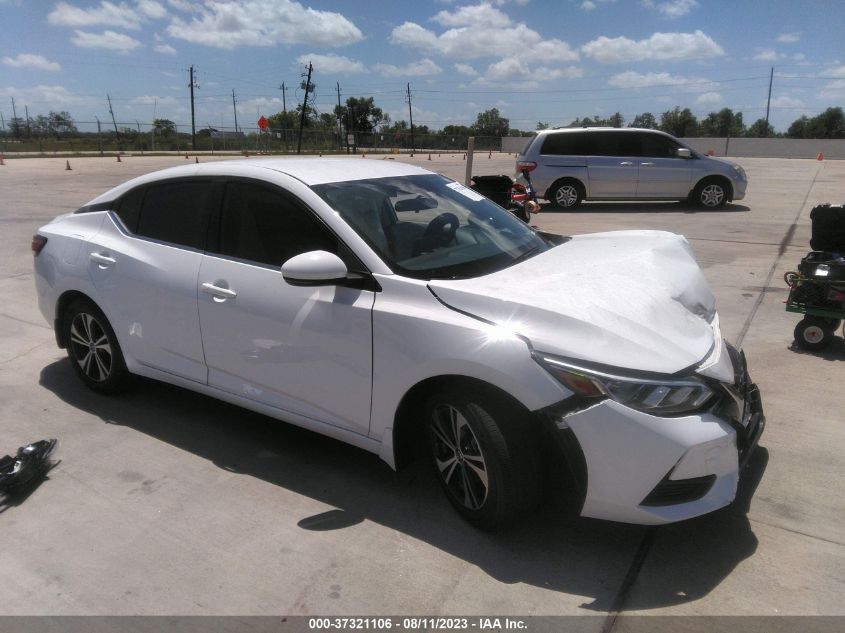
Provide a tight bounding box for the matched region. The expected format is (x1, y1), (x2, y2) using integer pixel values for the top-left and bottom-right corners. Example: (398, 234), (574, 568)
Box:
(202, 282), (237, 300)
(640, 161), (655, 166)
(619, 161), (634, 166)
(89, 252), (116, 268)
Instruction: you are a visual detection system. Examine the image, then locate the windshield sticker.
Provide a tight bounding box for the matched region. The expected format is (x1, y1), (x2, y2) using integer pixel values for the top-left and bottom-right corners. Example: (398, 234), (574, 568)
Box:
(446, 182), (485, 202)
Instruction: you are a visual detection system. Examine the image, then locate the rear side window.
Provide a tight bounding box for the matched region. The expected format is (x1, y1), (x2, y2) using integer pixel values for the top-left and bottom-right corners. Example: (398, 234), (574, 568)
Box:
(541, 132), (586, 155)
(216, 181), (338, 267)
(115, 187), (144, 233)
(136, 181), (216, 249)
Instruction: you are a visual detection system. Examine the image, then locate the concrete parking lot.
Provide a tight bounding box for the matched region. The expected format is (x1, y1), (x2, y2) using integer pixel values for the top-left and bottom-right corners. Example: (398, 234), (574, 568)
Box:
(0, 154), (843, 623)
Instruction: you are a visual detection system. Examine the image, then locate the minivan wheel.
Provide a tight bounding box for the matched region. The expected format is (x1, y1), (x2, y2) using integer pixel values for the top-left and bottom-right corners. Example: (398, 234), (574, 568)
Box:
(548, 181), (583, 209)
(693, 179), (728, 208)
(62, 298), (129, 393)
(424, 389), (540, 529)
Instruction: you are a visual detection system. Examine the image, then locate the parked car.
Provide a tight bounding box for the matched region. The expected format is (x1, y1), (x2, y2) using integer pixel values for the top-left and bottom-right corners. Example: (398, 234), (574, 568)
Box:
(516, 127), (748, 209)
(33, 158), (764, 528)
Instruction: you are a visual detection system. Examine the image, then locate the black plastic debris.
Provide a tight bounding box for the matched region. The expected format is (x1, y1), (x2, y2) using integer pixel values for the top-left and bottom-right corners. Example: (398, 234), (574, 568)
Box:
(0, 439), (58, 495)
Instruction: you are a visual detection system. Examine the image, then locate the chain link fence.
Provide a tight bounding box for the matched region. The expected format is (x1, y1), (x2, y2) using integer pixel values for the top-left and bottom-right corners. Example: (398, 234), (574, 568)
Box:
(0, 122), (505, 155)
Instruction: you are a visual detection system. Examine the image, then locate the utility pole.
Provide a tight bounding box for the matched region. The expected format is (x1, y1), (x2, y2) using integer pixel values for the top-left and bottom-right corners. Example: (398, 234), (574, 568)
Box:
(188, 65), (197, 151)
(24, 104), (31, 137)
(10, 97), (18, 137)
(336, 82), (343, 151)
(232, 89), (239, 134)
(279, 82), (288, 116)
(764, 66), (774, 137)
(95, 116), (102, 156)
(107, 93), (119, 140)
(406, 83), (415, 154)
(297, 61), (312, 155)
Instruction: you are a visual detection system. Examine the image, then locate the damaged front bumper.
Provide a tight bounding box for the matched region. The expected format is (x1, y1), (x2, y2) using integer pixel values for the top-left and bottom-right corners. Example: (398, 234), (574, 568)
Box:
(540, 345), (765, 525)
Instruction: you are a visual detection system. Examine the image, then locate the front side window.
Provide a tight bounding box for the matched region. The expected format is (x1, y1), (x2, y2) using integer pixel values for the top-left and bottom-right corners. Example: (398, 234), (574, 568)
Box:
(135, 181), (216, 249)
(312, 174), (550, 280)
(639, 133), (681, 158)
(216, 181), (338, 267)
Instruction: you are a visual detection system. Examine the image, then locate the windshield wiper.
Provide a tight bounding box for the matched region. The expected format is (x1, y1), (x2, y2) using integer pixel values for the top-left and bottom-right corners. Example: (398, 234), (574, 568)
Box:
(510, 246), (541, 265)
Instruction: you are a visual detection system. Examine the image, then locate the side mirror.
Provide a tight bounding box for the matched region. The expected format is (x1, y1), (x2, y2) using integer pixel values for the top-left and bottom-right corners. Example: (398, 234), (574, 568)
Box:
(281, 250), (348, 286)
(676, 148), (692, 159)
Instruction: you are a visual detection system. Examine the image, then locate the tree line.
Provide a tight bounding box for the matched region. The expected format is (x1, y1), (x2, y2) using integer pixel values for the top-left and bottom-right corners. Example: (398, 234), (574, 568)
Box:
(4, 103), (844, 140)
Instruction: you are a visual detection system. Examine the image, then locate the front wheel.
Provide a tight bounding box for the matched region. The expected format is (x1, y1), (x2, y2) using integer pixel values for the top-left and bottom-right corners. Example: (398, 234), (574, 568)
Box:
(793, 316), (835, 351)
(62, 298), (129, 393)
(693, 179), (728, 208)
(425, 389), (540, 529)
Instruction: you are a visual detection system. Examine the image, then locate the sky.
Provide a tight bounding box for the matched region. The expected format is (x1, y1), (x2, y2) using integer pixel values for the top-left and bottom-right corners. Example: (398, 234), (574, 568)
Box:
(0, 0), (843, 134)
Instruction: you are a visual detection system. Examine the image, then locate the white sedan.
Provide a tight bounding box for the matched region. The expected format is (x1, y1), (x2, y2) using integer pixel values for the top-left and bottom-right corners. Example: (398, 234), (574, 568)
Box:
(32, 158), (764, 528)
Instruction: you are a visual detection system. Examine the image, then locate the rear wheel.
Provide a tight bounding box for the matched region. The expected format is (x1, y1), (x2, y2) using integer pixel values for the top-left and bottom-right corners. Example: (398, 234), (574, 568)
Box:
(62, 298), (129, 393)
(548, 180), (583, 209)
(793, 316), (835, 351)
(425, 388), (540, 529)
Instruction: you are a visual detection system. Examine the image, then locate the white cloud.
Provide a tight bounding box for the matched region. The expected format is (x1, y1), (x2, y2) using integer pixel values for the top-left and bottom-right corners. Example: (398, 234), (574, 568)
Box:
(752, 48), (779, 61)
(641, 0), (698, 18)
(581, 1), (596, 10)
(820, 79), (845, 100)
(582, 30), (723, 63)
(166, 0), (195, 11)
(0, 84), (87, 108)
(607, 70), (719, 94)
(153, 43), (176, 54)
(776, 32), (801, 43)
(166, 0), (363, 49)
(770, 95), (805, 108)
(391, 20), (577, 62)
(454, 63), (478, 76)
(695, 92), (722, 105)
(2, 53), (61, 71)
(374, 58), (442, 78)
(136, 0), (166, 19)
(485, 57), (523, 81)
(134, 94), (179, 106)
(432, 3), (512, 28)
(296, 53), (366, 74)
(71, 29), (142, 53)
(821, 65), (845, 78)
(48, 1), (164, 30)
(536, 66), (583, 80)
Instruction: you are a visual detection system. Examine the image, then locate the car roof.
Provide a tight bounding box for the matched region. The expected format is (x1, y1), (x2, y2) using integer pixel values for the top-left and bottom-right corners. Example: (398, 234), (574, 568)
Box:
(539, 127), (667, 135)
(85, 157), (436, 205)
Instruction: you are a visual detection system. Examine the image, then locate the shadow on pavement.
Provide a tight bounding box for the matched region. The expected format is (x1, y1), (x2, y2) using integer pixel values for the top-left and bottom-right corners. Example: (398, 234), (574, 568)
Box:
(40, 359), (764, 611)
(539, 201), (750, 214)
(788, 337), (845, 361)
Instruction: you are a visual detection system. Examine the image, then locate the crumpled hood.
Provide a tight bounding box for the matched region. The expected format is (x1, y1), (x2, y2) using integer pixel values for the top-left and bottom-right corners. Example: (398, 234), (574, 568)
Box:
(428, 230), (717, 375)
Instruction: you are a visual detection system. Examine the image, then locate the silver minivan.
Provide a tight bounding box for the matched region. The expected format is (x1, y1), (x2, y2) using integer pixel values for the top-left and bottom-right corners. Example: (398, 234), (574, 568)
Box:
(516, 127), (747, 209)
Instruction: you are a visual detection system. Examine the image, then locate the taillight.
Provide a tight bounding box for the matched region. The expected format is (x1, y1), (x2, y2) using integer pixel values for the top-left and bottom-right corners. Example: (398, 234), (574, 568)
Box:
(516, 160), (537, 172)
(31, 234), (48, 256)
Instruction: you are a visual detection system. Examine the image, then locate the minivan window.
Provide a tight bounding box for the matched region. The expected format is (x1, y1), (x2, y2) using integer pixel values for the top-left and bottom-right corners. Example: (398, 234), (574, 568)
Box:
(591, 132), (639, 156)
(541, 132), (585, 155)
(216, 181), (338, 267)
(135, 181), (216, 249)
(639, 133), (681, 158)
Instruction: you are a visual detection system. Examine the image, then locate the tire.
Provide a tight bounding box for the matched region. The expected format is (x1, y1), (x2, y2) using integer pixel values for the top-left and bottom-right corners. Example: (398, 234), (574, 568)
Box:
(793, 316), (834, 351)
(548, 180), (583, 209)
(424, 388), (540, 529)
(693, 178), (729, 208)
(62, 298), (129, 393)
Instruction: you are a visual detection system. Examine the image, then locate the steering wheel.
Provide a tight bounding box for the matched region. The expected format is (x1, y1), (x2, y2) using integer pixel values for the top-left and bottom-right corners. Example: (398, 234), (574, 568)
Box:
(421, 212), (459, 248)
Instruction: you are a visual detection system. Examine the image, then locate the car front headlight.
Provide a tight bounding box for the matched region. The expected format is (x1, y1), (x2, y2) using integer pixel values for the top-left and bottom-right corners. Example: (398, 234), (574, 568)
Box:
(535, 353), (715, 415)
(732, 164), (746, 180)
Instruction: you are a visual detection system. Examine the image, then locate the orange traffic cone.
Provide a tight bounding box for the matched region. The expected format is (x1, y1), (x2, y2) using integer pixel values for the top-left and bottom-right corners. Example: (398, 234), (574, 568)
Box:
(195, 157), (199, 164)
(462, 153), (466, 160)
(244, 151), (249, 158)
(428, 153), (431, 160)
(65, 160), (72, 171)
(488, 151), (492, 159)
(361, 152), (366, 158)
(706, 148), (714, 156)
(116, 154), (121, 162)
(184, 152), (189, 159)
(817, 152), (824, 161)
(0, 153), (5, 166)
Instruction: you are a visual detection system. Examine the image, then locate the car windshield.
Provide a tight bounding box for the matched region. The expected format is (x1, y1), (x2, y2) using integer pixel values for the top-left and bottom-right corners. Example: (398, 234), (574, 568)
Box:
(312, 174), (550, 280)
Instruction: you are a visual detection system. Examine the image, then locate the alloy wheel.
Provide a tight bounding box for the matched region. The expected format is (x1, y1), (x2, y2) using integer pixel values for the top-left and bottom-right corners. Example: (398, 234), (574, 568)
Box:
(700, 184), (725, 207)
(555, 185), (579, 207)
(69, 312), (113, 382)
(430, 404), (489, 510)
